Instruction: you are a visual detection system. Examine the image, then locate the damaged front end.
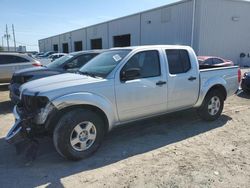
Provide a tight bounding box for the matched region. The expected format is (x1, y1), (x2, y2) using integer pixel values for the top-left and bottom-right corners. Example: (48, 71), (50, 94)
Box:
(5, 94), (55, 159)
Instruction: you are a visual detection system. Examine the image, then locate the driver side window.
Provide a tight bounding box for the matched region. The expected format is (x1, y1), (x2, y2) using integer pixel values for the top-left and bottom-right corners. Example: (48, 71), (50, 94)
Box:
(65, 58), (79, 69)
(121, 50), (161, 80)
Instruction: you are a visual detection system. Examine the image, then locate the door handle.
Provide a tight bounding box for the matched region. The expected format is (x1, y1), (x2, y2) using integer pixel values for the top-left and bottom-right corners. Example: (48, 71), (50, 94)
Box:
(188, 76), (197, 81)
(156, 81), (167, 86)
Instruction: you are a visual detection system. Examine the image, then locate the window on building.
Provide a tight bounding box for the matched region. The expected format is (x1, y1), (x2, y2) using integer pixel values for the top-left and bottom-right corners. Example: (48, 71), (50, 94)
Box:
(165, 50), (191, 74)
(53, 44), (58, 52)
(62, 43), (69, 53)
(91, 38), (102, 49)
(113, 34), (131, 47)
(74, 41), (83, 52)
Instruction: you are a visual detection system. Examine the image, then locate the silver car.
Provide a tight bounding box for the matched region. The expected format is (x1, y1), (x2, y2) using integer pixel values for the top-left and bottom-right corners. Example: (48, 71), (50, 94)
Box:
(0, 53), (41, 83)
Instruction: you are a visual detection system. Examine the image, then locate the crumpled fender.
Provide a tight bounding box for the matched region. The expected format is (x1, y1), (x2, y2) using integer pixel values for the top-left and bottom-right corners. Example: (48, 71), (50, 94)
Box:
(51, 92), (118, 130)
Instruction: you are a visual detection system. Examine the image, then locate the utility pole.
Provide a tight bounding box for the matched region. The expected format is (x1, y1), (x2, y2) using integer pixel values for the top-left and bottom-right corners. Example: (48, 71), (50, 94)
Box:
(12, 24), (16, 51)
(5, 24), (10, 51)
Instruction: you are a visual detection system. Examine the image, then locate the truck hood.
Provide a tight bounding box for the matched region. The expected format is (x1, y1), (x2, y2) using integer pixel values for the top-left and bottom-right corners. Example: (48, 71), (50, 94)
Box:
(13, 67), (64, 84)
(20, 73), (109, 99)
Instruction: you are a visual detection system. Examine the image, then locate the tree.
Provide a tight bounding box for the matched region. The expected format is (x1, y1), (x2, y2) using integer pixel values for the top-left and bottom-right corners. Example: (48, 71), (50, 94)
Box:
(0, 46), (3, 52)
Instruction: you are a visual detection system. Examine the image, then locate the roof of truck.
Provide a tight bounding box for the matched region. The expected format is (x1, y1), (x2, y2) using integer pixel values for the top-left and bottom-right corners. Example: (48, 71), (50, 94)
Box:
(111, 45), (191, 51)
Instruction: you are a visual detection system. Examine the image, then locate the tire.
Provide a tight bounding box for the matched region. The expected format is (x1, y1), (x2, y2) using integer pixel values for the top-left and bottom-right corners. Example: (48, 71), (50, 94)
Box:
(198, 90), (224, 121)
(53, 108), (105, 161)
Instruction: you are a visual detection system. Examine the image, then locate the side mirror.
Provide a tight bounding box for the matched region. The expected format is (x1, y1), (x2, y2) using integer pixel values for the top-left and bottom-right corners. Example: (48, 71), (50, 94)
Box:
(121, 68), (140, 81)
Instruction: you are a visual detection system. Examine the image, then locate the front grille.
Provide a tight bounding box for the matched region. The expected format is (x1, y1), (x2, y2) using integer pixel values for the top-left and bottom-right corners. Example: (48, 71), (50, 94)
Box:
(22, 95), (35, 112)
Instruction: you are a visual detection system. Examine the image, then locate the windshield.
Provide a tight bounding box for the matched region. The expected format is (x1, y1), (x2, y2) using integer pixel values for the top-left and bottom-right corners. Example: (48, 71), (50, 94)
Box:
(46, 54), (74, 68)
(79, 50), (131, 78)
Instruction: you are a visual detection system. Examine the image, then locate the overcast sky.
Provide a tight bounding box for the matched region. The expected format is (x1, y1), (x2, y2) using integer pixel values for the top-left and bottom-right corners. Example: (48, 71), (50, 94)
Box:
(0, 0), (179, 51)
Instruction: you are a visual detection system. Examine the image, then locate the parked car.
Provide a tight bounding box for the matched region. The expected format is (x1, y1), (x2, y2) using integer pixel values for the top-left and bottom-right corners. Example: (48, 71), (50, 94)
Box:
(5, 45), (240, 160)
(241, 72), (250, 93)
(198, 56), (234, 68)
(37, 51), (56, 58)
(35, 52), (44, 58)
(0, 53), (41, 83)
(49, 53), (67, 62)
(9, 50), (103, 103)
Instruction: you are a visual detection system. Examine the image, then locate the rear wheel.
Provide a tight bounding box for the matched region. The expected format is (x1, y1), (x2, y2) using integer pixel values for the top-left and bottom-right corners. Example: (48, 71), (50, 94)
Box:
(53, 109), (105, 160)
(198, 90), (224, 121)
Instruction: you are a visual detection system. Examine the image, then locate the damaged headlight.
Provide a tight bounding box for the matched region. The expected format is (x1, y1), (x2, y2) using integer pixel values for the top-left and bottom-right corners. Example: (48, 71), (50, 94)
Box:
(19, 94), (55, 125)
(34, 102), (55, 125)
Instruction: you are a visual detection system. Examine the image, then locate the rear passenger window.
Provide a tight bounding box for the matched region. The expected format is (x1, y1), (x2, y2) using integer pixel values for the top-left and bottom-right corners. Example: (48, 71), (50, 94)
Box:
(204, 59), (213, 65)
(0, 55), (29, 64)
(212, 58), (223, 65)
(14, 56), (30, 63)
(122, 50), (161, 79)
(165, 50), (191, 74)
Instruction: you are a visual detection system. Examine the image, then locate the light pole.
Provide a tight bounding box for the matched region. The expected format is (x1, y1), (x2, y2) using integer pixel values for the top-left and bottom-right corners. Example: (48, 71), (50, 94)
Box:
(12, 24), (16, 51)
(5, 24), (10, 51)
(1, 36), (4, 47)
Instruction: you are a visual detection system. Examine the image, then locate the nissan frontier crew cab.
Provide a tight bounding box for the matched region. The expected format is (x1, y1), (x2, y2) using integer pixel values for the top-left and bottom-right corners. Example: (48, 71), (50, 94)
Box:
(6, 45), (240, 160)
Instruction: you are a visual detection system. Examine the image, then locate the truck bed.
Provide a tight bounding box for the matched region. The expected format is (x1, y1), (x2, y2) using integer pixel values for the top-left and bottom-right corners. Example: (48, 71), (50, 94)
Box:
(199, 66), (239, 100)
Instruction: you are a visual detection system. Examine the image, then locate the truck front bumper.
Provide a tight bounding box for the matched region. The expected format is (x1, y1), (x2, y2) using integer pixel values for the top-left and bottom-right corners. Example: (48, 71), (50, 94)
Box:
(5, 106), (28, 144)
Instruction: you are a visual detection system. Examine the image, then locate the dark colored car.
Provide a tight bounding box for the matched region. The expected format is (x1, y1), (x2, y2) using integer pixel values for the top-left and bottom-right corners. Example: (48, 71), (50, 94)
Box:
(49, 53), (67, 62)
(198, 56), (234, 68)
(37, 51), (57, 58)
(9, 50), (103, 103)
(241, 72), (250, 93)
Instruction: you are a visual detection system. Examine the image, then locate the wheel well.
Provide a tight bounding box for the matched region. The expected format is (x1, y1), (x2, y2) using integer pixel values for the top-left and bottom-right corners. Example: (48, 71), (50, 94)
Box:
(206, 85), (227, 101)
(46, 105), (109, 134)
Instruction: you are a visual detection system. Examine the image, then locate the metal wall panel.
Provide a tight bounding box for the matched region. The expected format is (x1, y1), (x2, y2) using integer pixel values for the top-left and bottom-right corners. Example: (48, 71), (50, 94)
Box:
(141, 1), (193, 46)
(38, 40), (45, 52)
(58, 32), (71, 52)
(197, 0), (250, 64)
(86, 23), (108, 49)
(71, 29), (86, 51)
(51, 36), (60, 51)
(108, 14), (141, 47)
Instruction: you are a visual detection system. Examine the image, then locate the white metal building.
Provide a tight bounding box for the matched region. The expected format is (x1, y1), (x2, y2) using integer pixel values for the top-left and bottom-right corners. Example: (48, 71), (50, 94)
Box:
(39, 0), (250, 64)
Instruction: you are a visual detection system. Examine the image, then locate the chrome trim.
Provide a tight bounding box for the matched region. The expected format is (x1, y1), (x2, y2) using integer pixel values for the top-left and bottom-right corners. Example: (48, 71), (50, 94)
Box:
(13, 105), (20, 120)
(5, 120), (23, 144)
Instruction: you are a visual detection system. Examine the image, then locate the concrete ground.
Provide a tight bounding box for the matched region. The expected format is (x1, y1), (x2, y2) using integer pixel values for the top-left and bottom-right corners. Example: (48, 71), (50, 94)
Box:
(0, 70), (250, 188)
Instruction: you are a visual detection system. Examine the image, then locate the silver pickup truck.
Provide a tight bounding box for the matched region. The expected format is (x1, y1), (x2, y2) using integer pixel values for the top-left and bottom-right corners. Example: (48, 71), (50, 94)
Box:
(6, 45), (240, 160)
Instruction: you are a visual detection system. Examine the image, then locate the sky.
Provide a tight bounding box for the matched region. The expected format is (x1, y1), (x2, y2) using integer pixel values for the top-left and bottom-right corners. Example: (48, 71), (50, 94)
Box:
(0, 0), (179, 51)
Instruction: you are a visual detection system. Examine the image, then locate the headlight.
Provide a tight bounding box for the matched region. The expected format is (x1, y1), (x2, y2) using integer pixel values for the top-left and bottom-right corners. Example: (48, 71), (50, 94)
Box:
(19, 95), (53, 124)
(21, 95), (49, 113)
(34, 102), (55, 125)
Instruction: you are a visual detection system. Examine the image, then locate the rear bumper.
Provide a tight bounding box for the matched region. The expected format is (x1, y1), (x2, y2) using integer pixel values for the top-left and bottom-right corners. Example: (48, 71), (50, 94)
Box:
(241, 78), (250, 91)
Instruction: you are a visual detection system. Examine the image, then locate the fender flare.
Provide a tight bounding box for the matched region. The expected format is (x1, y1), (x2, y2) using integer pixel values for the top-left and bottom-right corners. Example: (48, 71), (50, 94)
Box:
(51, 92), (118, 131)
(195, 77), (227, 107)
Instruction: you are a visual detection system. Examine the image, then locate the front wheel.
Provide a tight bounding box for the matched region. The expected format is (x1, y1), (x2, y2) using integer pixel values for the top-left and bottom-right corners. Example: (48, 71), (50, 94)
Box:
(198, 90), (224, 121)
(53, 109), (105, 161)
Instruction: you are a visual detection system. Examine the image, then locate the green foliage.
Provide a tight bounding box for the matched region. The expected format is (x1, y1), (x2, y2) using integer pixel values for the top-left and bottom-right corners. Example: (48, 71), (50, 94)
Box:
(0, 46), (3, 51)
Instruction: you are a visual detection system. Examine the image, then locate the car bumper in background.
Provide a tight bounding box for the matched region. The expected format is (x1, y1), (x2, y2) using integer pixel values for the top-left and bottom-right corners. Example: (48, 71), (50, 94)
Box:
(241, 78), (250, 91)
